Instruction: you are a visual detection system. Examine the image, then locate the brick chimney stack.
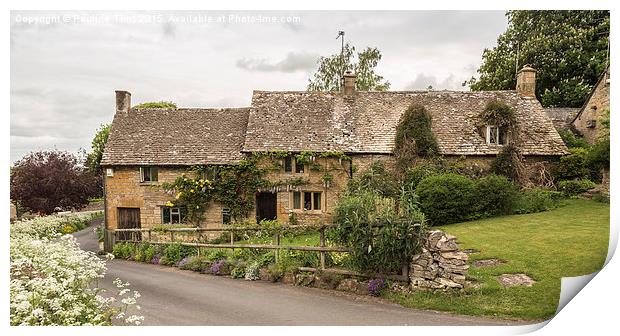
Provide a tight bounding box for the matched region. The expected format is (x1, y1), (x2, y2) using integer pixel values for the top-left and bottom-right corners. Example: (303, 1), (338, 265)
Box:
(115, 90), (131, 113)
(342, 70), (357, 95)
(516, 65), (536, 98)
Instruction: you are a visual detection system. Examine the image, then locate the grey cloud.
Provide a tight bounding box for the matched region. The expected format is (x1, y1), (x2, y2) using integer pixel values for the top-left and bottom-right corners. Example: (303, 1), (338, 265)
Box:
(236, 52), (319, 73)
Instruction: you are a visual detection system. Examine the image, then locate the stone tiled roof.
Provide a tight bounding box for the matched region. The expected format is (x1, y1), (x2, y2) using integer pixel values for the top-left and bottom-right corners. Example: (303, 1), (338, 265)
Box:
(544, 107), (580, 130)
(101, 108), (251, 166)
(244, 90), (568, 156)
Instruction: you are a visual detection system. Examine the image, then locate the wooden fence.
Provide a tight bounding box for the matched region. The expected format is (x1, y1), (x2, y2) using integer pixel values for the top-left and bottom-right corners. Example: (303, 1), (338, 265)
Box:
(107, 225), (409, 281)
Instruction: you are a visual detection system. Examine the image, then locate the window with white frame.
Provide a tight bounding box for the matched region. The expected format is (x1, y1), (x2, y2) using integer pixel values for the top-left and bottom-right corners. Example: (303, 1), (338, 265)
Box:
(161, 206), (186, 224)
(140, 167), (158, 182)
(291, 191), (322, 211)
(486, 125), (508, 145)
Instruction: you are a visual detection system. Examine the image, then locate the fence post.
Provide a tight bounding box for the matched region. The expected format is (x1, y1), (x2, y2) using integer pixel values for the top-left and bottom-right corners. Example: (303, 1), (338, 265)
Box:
(148, 229), (152, 242)
(319, 227), (326, 270)
(275, 232), (281, 263)
(170, 231), (175, 242)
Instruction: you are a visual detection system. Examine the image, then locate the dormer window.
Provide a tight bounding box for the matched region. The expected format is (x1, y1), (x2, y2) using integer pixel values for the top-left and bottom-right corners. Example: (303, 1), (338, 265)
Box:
(486, 125), (508, 145)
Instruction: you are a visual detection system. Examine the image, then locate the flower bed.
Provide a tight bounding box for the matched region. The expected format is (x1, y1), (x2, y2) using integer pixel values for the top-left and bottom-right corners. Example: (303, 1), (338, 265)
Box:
(10, 214), (143, 326)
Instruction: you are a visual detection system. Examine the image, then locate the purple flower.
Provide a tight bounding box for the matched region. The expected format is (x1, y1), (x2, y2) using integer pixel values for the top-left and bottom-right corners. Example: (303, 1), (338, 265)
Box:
(151, 255), (160, 265)
(210, 260), (225, 275)
(177, 257), (190, 268)
(368, 277), (386, 296)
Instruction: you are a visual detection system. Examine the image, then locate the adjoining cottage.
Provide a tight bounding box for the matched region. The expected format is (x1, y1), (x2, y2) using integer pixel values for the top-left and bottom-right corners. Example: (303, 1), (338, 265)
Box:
(571, 66), (610, 144)
(101, 65), (568, 232)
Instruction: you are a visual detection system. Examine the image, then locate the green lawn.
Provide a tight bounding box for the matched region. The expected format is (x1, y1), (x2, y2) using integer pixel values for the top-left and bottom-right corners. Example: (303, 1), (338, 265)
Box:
(386, 199), (609, 321)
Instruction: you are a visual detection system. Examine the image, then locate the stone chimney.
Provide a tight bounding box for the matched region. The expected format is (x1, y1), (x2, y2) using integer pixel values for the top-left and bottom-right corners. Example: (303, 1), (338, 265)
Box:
(516, 65), (536, 98)
(342, 70), (357, 95)
(115, 90), (131, 113)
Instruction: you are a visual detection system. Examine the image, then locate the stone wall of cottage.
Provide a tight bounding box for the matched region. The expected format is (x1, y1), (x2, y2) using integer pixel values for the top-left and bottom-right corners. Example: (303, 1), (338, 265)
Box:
(104, 166), (232, 232)
(256, 154), (402, 225)
(573, 72), (610, 144)
(351, 154), (395, 173)
(104, 153), (562, 231)
(258, 156), (351, 225)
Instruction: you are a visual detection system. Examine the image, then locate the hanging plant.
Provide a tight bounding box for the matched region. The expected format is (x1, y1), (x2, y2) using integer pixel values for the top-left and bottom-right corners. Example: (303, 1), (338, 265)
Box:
(321, 173), (334, 188)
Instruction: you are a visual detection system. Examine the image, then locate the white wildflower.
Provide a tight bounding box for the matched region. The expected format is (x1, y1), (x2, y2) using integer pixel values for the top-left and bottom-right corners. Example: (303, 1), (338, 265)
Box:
(10, 214), (144, 326)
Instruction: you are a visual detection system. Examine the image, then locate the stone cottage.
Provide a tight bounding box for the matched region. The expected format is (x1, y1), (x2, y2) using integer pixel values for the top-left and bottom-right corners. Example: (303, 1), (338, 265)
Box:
(101, 65), (567, 232)
(571, 66), (610, 144)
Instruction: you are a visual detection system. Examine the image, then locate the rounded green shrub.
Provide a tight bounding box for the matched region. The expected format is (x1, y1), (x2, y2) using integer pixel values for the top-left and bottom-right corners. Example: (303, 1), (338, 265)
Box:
(474, 174), (518, 217)
(416, 173), (476, 225)
(112, 242), (135, 260)
(143, 245), (157, 264)
(403, 162), (445, 189)
(160, 242), (196, 265)
(558, 179), (596, 196)
(552, 148), (590, 181)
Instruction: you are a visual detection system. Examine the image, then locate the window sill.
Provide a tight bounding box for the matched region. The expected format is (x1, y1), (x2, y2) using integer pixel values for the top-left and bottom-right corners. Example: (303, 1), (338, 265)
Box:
(290, 209), (323, 214)
(139, 181), (160, 186)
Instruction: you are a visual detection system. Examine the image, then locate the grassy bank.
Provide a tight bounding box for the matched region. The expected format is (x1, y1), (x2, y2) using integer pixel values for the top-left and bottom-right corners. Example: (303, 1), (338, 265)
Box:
(386, 199), (609, 320)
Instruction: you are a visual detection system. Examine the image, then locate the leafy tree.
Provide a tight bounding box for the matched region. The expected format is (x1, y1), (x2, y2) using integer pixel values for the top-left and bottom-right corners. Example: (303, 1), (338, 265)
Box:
(469, 10), (609, 107)
(85, 124), (110, 173)
(307, 43), (390, 92)
(11, 150), (99, 214)
(134, 101), (177, 109)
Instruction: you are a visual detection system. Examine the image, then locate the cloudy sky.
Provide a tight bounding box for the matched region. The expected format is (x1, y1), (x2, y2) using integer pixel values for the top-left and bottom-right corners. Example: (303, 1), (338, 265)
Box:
(10, 10), (508, 163)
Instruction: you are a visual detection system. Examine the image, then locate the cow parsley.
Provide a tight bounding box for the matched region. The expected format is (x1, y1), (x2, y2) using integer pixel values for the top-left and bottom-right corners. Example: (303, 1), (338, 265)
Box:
(10, 214), (144, 326)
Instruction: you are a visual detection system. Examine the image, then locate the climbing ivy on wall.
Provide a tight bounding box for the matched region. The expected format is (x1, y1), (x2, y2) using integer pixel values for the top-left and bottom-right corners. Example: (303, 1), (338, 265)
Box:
(161, 151), (353, 224)
(161, 158), (269, 224)
(394, 104), (439, 173)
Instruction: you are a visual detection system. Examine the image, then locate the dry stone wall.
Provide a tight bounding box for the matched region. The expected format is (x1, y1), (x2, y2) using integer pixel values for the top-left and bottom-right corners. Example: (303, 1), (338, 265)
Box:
(409, 230), (469, 290)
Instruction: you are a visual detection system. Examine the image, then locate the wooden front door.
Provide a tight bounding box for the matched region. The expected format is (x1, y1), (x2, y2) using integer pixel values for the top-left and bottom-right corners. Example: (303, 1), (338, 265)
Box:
(256, 192), (277, 223)
(117, 207), (141, 241)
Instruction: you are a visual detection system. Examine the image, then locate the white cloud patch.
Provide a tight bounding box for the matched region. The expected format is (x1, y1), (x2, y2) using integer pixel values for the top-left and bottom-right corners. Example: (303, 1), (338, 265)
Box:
(236, 52), (319, 73)
(405, 73), (467, 91)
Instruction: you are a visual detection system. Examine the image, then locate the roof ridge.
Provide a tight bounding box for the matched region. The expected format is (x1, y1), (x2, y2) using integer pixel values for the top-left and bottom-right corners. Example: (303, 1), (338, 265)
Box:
(251, 89), (520, 94)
